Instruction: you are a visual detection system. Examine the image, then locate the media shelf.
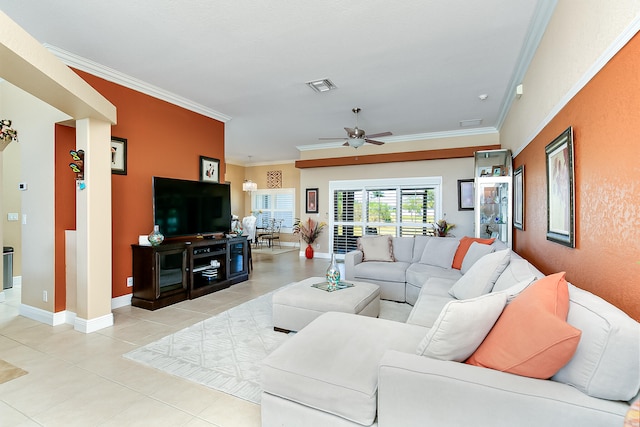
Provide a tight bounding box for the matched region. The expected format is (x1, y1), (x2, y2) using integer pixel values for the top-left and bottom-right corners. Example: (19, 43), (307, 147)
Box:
(131, 236), (249, 310)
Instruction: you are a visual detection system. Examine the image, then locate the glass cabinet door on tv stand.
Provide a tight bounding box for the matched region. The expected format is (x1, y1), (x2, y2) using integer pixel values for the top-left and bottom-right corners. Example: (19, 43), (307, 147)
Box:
(474, 149), (513, 248)
(131, 244), (189, 310)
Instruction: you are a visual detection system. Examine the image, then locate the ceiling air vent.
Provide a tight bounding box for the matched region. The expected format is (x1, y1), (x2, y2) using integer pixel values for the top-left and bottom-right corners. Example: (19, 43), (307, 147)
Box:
(459, 119), (483, 127)
(306, 78), (337, 93)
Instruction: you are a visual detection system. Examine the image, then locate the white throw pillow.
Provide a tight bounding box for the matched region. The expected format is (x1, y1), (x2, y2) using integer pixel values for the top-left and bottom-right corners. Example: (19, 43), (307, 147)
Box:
(460, 242), (495, 274)
(357, 235), (394, 262)
(416, 292), (507, 361)
(419, 237), (460, 269)
(448, 249), (511, 299)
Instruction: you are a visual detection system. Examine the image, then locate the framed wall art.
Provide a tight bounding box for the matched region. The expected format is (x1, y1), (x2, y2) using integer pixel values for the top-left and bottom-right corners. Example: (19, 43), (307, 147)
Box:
(110, 136), (127, 175)
(306, 188), (318, 213)
(545, 127), (575, 247)
(513, 165), (524, 230)
(199, 156), (220, 183)
(457, 179), (474, 211)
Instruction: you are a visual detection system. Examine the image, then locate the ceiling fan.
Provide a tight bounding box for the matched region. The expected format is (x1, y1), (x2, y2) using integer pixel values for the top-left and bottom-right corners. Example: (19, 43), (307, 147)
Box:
(320, 107), (392, 148)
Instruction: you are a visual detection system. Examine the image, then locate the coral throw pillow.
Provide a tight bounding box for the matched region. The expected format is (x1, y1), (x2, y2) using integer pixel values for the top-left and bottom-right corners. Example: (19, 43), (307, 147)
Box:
(452, 237), (495, 269)
(466, 272), (581, 379)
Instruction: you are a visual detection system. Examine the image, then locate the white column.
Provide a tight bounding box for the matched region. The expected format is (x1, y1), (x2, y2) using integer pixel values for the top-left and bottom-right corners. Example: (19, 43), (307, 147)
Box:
(74, 118), (113, 333)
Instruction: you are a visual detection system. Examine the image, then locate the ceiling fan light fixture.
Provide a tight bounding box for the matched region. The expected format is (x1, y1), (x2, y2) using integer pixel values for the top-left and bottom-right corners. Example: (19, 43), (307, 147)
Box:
(306, 78), (337, 93)
(349, 137), (365, 148)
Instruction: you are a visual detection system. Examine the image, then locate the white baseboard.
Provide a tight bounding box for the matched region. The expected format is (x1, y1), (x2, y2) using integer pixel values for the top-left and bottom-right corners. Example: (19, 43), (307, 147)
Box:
(19, 304), (67, 326)
(298, 251), (330, 259)
(19, 304), (114, 333)
(112, 293), (132, 310)
(74, 313), (114, 333)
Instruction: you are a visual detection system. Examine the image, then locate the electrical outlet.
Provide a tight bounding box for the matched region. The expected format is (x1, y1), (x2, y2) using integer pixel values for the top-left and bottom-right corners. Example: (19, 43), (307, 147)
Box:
(42, 290), (48, 302)
(7, 213), (18, 221)
(126, 277), (133, 287)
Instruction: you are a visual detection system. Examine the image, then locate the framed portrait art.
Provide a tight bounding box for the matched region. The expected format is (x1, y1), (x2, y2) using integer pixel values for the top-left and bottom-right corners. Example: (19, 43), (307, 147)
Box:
(457, 179), (474, 211)
(513, 165), (524, 230)
(199, 156), (220, 183)
(545, 127), (575, 247)
(110, 137), (127, 175)
(306, 188), (319, 213)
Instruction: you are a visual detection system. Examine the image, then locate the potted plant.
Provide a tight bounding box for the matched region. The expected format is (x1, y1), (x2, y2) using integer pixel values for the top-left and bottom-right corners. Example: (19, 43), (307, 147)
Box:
(293, 218), (326, 259)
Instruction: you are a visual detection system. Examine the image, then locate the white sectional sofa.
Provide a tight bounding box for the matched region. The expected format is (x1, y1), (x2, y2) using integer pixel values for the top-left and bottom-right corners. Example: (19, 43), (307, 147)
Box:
(261, 235), (640, 426)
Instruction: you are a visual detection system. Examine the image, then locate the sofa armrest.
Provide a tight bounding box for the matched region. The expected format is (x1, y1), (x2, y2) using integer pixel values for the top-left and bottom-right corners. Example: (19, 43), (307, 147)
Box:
(377, 350), (628, 427)
(344, 250), (363, 280)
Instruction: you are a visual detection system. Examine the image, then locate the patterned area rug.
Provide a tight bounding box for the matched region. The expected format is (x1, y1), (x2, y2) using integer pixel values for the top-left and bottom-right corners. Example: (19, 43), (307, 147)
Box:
(123, 289), (412, 404)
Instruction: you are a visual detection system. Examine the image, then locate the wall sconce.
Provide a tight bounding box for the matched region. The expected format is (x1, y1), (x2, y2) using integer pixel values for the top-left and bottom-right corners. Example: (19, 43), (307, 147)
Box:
(243, 180), (257, 192)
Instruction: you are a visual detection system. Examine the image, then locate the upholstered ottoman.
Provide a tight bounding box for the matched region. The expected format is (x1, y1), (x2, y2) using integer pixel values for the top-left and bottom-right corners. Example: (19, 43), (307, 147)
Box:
(272, 277), (380, 332)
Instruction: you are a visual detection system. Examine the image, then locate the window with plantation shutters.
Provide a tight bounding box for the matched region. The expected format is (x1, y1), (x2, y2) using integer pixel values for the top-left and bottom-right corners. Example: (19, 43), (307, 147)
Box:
(330, 177), (442, 256)
(251, 188), (295, 232)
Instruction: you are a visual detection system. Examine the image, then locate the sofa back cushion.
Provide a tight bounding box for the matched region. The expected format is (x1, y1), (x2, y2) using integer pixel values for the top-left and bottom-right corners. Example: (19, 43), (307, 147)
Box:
(412, 236), (432, 263)
(419, 237), (460, 269)
(391, 237), (414, 263)
(448, 249), (510, 299)
(493, 258), (544, 292)
(357, 235), (394, 262)
(551, 284), (640, 401)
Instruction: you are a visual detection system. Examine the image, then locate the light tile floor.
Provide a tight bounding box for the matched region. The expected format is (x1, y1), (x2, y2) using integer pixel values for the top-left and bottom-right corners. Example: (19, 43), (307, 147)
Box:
(0, 250), (328, 427)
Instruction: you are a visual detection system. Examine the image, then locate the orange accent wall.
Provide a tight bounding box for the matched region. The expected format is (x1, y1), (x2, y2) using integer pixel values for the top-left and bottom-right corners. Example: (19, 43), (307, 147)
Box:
(514, 33), (640, 321)
(54, 70), (225, 308)
(54, 124), (77, 312)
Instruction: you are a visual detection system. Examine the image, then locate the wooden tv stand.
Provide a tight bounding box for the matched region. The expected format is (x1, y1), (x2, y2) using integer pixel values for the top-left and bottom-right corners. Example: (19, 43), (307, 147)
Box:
(131, 236), (249, 310)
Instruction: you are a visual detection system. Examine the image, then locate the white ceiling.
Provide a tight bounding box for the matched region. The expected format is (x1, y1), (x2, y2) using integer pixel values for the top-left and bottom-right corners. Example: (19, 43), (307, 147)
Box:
(0, 1), (556, 165)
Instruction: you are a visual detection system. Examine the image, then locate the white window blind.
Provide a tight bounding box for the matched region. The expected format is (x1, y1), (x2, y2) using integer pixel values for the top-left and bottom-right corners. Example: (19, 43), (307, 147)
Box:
(330, 178), (441, 255)
(251, 188), (295, 232)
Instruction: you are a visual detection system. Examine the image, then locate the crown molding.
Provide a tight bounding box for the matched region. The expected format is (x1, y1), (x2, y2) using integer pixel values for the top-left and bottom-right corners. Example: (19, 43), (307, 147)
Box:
(296, 127), (498, 151)
(495, 0), (558, 131)
(44, 44), (232, 123)
(512, 13), (640, 156)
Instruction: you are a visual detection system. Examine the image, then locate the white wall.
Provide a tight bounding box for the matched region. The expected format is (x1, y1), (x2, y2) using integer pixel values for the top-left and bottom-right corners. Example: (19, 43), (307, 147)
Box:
(0, 81), (70, 311)
(300, 156), (476, 256)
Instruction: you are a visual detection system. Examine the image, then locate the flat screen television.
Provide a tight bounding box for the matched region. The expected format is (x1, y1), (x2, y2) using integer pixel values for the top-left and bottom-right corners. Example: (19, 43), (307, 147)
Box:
(153, 177), (231, 238)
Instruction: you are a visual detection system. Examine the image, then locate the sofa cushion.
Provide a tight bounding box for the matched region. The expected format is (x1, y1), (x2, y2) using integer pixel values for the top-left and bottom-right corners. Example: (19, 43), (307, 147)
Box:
(452, 236), (495, 270)
(460, 242), (495, 274)
(261, 312), (427, 426)
(406, 263), (463, 288)
(493, 258), (544, 292)
(466, 273), (582, 380)
(497, 276), (537, 303)
(552, 284), (640, 401)
(416, 292), (507, 362)
(391, 236), (414, 263)
(357, 235), (394, 262)
(406, 295), (456, 328)
(448, 249), (511, 299)
(412, 235), (432, 263)
(419, 237), (460, 269)
(353, 261), (410, 283)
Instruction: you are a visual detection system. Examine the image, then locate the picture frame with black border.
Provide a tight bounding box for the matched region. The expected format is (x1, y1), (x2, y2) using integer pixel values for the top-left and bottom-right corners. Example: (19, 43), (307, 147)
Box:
(306, 188), (318, 213)
(545, 127), (575, 247)
(457, 179), (474, 211)
(199, 156), (220, 183)
(110, 136), (127, 175)
(513, 165), (525, 230)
